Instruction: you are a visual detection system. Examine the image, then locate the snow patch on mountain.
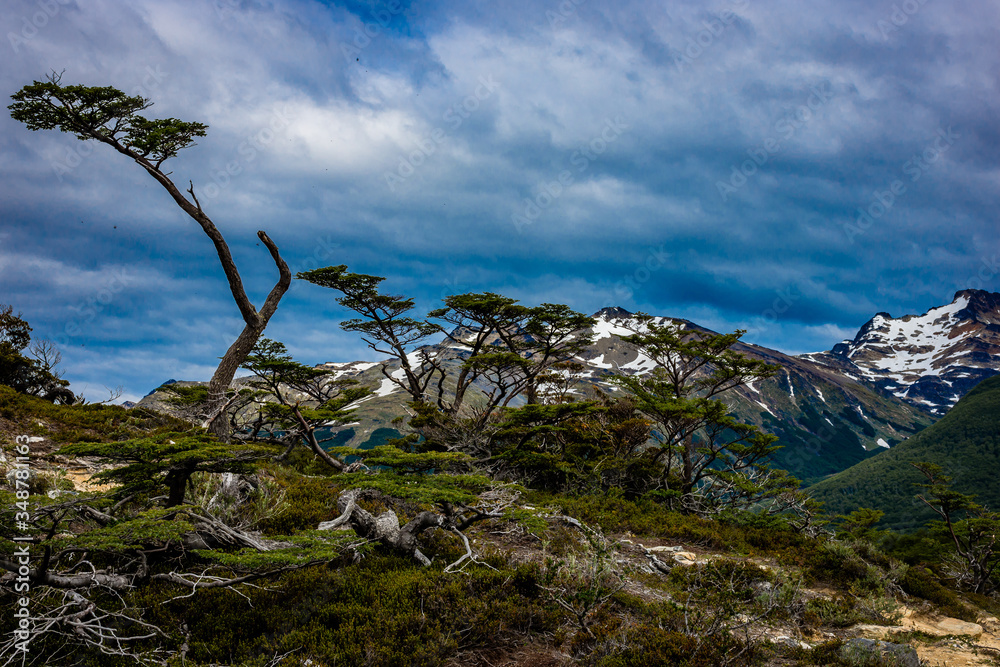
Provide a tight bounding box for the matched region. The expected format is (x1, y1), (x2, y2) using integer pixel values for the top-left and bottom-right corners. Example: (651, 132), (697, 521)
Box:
(802, 290), (1000, 415)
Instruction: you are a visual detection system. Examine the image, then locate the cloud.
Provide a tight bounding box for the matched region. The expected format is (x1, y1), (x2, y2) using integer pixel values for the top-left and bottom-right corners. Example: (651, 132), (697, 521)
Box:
(1, 0), (998, 398)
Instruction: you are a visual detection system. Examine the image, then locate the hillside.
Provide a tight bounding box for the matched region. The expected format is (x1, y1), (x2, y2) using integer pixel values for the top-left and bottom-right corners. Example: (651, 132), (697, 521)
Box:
(3, 386), (1000, 666)
(808, 374), (1000, 531)
(139, 309), (938, 484)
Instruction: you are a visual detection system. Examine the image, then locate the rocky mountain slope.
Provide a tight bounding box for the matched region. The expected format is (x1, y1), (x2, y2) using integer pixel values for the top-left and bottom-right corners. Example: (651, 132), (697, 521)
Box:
(799, 290), (1000, 416)
(138, 291), (1000, 484)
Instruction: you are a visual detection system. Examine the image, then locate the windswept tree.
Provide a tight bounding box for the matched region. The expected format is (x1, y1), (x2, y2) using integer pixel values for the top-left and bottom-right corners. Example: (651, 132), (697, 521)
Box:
(611, 315), (793, 514)
(428, 295), (595, 412)
(297, 270), (597, 442)
(426, 292), (526, 414)
(0, 304), (72, 403)
(59, 431), (275, 507)
(297, 266), (441, 404)
(235, 338), (372, 470)
(912, 462), (1000, 595)
(9, 73), (292, 438)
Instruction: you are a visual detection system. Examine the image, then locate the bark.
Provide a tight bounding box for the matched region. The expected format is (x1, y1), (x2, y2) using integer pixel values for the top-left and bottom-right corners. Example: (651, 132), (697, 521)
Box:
(69, 114), (292, 442)
(166, 470), (190, 508)
(319, 490), (444, 565)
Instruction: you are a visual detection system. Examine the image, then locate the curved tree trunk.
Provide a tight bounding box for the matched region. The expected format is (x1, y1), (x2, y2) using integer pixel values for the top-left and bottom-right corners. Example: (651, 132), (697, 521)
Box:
(68, 116), (292, 443)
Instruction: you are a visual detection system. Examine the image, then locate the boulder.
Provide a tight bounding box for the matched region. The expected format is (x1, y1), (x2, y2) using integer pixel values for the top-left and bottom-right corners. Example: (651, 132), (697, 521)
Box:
(839, 638), (920, 667)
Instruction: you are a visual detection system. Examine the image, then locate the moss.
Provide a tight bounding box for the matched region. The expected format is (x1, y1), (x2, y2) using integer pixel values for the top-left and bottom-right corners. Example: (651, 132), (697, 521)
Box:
(0, 384), (189, 445)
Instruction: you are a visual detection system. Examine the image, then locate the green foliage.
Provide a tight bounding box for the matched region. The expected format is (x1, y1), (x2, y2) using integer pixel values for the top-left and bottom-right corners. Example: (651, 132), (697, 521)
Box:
(335, 471), (499, 506)
(159, 383), (210, 406)
(543, 491), (809, 556)
(332, 444), (472, 474)
(908, 461), (1000, 595)
(296, 266), (439, 404)
(898, 565), (976, 621)
(810, 374), (1000, 531)
(609, 316), (789, 513)
(49, 507), (195, 554)
(836, 508), (886, 541)
(9, 73), (206, 165)
(58, 431), (275, 506)
(805, 539), (900, 596)
(0, 384), (188, 443)
(804, 597), (871, 628)
(195, 531), (369, 570)
(252, 467), (341, 535)
(0, 304), (67, 398)
(118, 555), (558, 666)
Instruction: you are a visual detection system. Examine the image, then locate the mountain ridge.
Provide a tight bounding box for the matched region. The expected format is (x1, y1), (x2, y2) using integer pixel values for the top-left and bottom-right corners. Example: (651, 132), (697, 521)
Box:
(138, 290), (1000, 484)
(799, 289), (1000, 415)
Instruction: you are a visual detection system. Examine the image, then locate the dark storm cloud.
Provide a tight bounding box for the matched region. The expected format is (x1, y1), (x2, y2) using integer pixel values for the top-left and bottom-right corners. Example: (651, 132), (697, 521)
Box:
(1, 0), (997, 400)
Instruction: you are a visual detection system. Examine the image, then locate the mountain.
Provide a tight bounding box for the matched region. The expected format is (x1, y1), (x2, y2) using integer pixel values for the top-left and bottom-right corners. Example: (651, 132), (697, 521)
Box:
(139, 291), (1000, 484)
(556, 311), (934, 482)
(799, 290), (1000, 416)
(807, 374), (1000, 531)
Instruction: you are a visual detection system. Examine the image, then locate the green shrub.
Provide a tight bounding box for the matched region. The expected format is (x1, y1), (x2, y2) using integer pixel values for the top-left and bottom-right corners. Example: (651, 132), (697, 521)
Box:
(804, 597), (867, 628)
(900, 566), (976, 621)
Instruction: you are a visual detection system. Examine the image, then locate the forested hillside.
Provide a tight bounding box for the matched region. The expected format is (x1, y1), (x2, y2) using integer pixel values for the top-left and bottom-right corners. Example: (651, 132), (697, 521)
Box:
(809, 375), (1000, 531)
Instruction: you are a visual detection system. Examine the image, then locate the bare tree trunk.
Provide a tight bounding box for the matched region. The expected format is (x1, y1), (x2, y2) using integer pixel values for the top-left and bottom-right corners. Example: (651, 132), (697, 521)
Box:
(75, 127), (293, 443)
(205, 319), (270, 441)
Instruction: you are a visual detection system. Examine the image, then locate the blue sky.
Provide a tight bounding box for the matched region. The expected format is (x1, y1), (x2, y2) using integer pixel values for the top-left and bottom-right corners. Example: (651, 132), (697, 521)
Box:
(1, 0), (998, 402)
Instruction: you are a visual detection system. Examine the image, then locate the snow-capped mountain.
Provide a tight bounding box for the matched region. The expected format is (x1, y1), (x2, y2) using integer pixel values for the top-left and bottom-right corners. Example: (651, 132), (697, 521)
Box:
(139, 291), (999, 483)
(799, 290), (1000, 415)
(287, 308), (936, 483)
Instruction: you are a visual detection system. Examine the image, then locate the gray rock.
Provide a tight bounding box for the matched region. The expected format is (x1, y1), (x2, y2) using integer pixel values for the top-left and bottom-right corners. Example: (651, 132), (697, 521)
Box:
(839, 638), (920, 667)
(6, 468), (37, 488)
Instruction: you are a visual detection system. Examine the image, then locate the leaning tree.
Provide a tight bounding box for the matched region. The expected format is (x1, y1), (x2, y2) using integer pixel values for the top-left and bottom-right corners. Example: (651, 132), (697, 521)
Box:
(9, 72), (293, 439)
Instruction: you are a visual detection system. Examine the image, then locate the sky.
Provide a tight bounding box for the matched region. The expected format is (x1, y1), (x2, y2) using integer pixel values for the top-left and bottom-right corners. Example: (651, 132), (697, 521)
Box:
(1, 0), (998, 403)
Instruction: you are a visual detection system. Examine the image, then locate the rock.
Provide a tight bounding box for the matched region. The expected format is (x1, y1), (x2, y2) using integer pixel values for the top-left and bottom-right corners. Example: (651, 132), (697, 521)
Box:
(672, 553), (700, 567)
(772, 635), (812, 650)
(839, 638), (920, 667)
(852, 624), (907, 639)
(647, 545), (683, 553)
(932, 617), (983, 638)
